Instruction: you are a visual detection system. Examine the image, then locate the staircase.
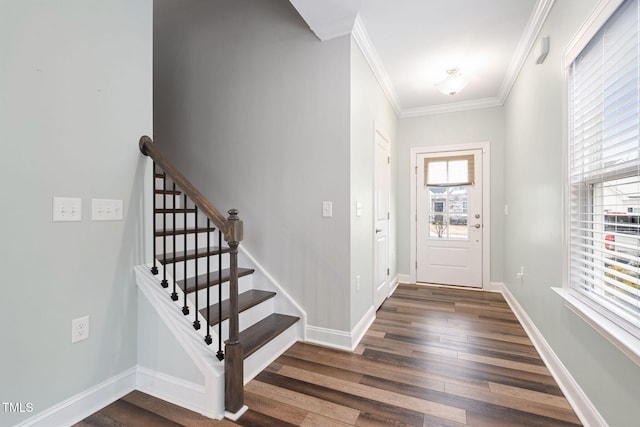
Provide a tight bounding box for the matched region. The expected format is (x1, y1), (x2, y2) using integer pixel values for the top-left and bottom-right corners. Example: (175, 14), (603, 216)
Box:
(137, 136), (301, 418)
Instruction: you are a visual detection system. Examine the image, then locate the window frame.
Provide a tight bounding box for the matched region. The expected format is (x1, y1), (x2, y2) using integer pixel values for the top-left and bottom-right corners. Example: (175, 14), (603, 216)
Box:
(559, 0), (640, 366)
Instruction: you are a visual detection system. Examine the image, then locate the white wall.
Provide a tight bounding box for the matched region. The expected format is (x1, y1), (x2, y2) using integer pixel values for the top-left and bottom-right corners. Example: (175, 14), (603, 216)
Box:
(137, 292), (204, 385)
(349, 38), (398, 328)
(503, 0), (640, 425)
(397, 107), (506, 282)
(0, 0), (152, 424)
(154, 0), (352, 332)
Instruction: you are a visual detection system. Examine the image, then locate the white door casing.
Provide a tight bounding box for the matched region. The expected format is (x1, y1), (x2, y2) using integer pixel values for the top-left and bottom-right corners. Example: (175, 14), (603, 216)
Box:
(416, 149), (484, 288)
(374, 130), (390, 309)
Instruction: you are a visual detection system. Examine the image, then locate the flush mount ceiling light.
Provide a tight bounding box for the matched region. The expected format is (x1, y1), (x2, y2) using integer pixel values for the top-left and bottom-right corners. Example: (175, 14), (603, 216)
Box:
(436, 67), (468, 96)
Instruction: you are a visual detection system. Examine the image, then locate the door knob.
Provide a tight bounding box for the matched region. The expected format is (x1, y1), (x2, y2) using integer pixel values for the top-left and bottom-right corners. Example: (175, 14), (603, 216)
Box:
(376, 228), (382, 233)
(473, 224), (481, 229)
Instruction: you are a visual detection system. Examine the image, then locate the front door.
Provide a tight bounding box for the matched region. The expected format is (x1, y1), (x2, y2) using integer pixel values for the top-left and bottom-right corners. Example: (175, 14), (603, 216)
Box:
(374, 131), (390, 308)
(416, 149), (483, 287)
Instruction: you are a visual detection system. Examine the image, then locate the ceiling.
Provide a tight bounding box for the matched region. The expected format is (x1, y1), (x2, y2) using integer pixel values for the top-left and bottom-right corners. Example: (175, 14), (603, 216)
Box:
(289, 0), (555, 118)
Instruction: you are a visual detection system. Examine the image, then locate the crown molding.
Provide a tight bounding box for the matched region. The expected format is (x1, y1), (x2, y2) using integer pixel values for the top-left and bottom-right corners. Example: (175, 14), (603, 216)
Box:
(400, 97), (503, 118)
(498, 0), (556, 102)
(288, 0), (357, 41)
(351, 15), (402, 116)
(292, 0), (555, 118)
(308, 15), (356, 41)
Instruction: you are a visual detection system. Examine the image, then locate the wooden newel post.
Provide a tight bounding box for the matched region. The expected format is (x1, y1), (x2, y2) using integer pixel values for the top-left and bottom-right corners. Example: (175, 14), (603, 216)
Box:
(224, 209), (244, 414)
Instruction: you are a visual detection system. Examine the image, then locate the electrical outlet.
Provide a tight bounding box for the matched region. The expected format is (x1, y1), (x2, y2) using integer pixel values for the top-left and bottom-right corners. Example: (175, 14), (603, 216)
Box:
(72, 316), (90, 343)
(516, 266), (524, 280)
(92, 199), (123, 221)
(53, 197), (82, 222)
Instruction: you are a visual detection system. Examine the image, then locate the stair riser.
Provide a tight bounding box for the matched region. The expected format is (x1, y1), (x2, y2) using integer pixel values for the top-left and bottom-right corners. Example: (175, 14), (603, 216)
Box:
(210, 298), (275, 343)
(154, 176), (179, 189)
(155, 213), (196, 229)
(155, 233), (222, 254)
(157, 255), (231, 281)
(154, 193), (181, 209)
(186, 275), (253, 307)
(243, 323), (299, 384)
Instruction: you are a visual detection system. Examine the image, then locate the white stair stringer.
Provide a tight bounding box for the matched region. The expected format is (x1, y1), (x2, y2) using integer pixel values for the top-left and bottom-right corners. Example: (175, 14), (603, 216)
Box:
(135, 265), (225, 419)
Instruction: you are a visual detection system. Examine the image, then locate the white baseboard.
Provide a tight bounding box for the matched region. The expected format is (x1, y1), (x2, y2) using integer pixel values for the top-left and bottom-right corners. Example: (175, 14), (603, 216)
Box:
(306, 325), (353, 350)
(398, 273), (411, 284)
(351, 306), (376, 349)
(488, 281), (505, 292)
(390, 275), (400, 294)
(494, 283), (608, 427)
(136, 366), (221, 419)
(16, 367), (136, 427)
(305, 306), (375, 351)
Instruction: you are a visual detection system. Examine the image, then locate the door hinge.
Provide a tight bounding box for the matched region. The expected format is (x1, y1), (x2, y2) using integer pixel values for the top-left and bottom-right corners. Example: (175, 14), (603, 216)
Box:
(387, 156), (390, 164)
(415, 166), (418, 174)
(387, 268), (390, 276)
(387, 212), (390, 220)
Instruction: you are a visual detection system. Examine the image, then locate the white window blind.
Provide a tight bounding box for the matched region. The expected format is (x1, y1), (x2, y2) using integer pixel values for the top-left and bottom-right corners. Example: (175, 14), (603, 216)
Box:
(569, 0), (640, 338)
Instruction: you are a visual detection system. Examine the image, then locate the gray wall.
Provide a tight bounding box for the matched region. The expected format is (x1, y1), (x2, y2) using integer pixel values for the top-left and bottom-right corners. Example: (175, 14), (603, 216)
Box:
(503, 0), (640, 425)
(0, 0), (152, 424)
(154, 0), (353, 331)
(397, 107), (506, 282)
(349, 38), (399, 328)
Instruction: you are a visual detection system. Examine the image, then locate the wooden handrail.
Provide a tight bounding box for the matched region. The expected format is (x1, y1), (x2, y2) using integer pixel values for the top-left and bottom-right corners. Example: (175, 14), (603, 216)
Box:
(139, 135), (232, 236)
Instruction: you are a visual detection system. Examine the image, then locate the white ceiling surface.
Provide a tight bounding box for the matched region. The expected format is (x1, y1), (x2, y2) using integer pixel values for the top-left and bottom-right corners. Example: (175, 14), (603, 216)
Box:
(289, 0), (555, 117)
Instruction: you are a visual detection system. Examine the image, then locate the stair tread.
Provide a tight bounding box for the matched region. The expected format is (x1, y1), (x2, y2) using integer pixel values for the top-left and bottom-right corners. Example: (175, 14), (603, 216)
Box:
(239, 313), (299, 359)
(155, 189), (182, 195)
(155, 208), (196, 214)
(200, 289), (276, 326)
(157, 247), (230, 264)
(155, 227), (216, 237)
(177, 267), (255, 293)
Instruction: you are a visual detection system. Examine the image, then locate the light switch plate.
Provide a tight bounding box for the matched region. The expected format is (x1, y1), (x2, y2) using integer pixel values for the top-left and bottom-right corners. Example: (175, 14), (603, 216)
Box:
(53, 197), (82, 222)
(92, 199), (123, 221)
(322, 201), (333, 218)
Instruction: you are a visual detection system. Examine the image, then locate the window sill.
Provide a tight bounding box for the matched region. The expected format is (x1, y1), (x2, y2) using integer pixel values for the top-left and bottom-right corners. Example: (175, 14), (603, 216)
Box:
(552, 287), (640, 366)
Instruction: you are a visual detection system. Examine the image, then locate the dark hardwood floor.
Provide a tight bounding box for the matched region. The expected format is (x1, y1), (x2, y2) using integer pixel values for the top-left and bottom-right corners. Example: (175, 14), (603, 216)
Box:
(77, 284), (581, 427)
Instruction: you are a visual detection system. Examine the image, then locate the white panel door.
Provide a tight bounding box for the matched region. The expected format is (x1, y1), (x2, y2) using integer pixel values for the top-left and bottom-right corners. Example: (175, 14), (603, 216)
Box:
(416, 150), (483, 287)
(374, 131), (390, 309)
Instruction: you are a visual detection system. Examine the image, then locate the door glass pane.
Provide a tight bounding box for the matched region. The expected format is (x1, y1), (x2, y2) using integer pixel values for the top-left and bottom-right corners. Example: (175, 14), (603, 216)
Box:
(448, 187), (468, 240)
(428, 186), (469, 239)
(430, 214), (448, 238)
(428, 187), (447, 238)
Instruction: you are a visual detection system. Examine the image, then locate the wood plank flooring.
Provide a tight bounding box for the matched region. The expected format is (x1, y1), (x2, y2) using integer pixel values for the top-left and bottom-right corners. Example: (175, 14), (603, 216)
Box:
(77, 284), (582, 427)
